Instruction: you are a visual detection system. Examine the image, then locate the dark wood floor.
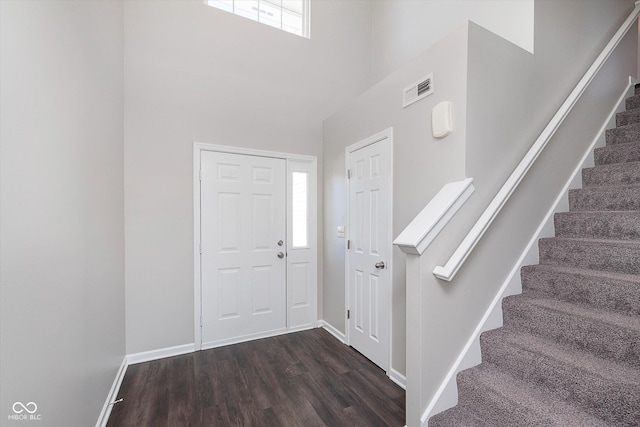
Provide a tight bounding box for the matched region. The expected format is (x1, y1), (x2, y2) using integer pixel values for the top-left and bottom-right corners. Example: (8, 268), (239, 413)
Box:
(107, 328), (405, 426)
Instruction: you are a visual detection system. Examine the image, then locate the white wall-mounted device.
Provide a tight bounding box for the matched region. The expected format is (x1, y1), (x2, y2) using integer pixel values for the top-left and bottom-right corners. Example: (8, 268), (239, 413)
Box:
(432, 101), (453, 138)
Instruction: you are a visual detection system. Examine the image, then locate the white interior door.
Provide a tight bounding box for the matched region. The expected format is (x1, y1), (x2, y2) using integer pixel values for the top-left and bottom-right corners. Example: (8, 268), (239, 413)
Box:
(347, 133), (392, 371)
(200, 151), (287, 348)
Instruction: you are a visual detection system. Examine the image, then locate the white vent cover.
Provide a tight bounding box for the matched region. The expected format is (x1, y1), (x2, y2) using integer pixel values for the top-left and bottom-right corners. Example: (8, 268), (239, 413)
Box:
(402, 73), (434, 108)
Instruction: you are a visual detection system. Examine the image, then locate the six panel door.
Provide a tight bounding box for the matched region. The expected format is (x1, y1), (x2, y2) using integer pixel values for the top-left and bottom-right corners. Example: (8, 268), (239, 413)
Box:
(347, 137), (391, 371)
(200, 151), (287, 348)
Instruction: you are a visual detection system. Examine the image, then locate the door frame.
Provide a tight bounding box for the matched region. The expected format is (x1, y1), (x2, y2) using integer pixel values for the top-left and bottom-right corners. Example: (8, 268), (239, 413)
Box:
(193, 142), (317, 351)
(344, 128), (394, 374)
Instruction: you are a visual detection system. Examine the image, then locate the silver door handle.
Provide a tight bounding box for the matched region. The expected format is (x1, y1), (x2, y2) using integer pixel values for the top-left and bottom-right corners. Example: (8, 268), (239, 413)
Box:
(277, 252), (285, 259)
(375, 261), (385, 269)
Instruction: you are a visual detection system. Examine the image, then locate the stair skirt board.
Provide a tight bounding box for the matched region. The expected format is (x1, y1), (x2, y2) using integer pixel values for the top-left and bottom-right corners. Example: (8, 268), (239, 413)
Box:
(422, 78), (638, 425)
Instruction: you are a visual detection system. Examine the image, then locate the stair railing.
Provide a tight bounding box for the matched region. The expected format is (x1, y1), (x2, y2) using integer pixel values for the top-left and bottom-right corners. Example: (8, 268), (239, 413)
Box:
(432, 1), (640, 281)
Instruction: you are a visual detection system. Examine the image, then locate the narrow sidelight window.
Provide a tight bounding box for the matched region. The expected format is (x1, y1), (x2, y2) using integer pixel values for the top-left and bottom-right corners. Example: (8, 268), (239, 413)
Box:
(291, 171), (308, 247)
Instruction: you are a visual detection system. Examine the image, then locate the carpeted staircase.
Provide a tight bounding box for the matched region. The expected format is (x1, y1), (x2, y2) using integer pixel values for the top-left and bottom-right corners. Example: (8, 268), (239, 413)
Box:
(429, 85), (640, 426)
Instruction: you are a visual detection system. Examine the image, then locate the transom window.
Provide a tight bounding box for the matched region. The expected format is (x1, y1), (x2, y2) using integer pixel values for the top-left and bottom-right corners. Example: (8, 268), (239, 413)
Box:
(205, 0), (310, 38)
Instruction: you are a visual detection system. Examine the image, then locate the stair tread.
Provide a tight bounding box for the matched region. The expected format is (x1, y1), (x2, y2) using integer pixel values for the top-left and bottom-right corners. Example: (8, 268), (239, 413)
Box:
(428, 407), (485, 427)
(557, 208), (640, 216)
(616, 109), (640, 126)
(605, 120), (640, 133)
(582, 161), (640, 187)
(522, 263), (640, 284)
(521, 264), (640, 316)
(617, 108), (640, 116)
(482, 328), (640, 385)
(540, 235), (640, 247)
(556, 209), (640, 221)
(595, 140), (640, 149)
(459, 364), (609, 427)
(505, 295), (640, 332)
(606, 122), (640, 145)
(571, 182), (640, 192)
(608, 121), (640, 132)
(622, 94), (640, 111)
(595, 139), (640, 150)
(554, 210), (640, 240)
(594, 141), (640, 166)
(584, 160), (640, 172)
(569, 183), (640, 211)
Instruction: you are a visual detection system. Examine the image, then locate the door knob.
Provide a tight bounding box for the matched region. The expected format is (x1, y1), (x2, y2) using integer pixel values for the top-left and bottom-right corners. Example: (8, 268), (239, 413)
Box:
(375, 261), (385, 269)
(277, 252), (285, 259)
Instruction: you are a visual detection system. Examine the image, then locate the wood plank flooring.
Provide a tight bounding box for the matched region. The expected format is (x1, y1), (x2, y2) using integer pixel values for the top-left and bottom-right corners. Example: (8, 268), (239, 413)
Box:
(107, 328), (405, 426)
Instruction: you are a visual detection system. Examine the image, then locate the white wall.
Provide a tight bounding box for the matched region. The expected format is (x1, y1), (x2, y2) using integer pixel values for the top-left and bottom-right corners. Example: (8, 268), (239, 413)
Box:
(0, 1), (125, 425)
(323, 25), (470, 378)
(371, 0), (534, 82)
(124, 0), (373, 354)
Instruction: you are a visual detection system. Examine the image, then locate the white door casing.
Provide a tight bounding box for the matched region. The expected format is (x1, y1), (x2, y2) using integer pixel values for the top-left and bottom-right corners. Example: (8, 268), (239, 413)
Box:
(346, 129), (393, 372)
(194, 143), (317, 350)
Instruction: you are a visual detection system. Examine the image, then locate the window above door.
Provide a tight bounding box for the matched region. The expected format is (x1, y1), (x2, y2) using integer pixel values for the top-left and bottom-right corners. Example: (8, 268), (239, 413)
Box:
(205, 0), (310, 38)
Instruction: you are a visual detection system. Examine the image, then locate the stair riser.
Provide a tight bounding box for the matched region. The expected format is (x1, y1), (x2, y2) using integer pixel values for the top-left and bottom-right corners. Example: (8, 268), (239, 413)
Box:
(521, 266), (640, 316)
(606, 124), (640, 145)
(616, 109), (640, 126)
(625, 95), (640, 111)
(502, 297), (640, 368)
(455, 373), (547, 427)
(594, 143), (640, 165)
(582, 163), (640, 187)
(554, 212), (640, 241)
(538, 238), (640, 275)
(481, 334), (640, 425)
(568, 187), (640, 211)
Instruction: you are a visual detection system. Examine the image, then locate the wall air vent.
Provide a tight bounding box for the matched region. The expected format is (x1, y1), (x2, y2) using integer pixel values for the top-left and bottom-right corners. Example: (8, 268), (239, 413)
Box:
(403, 73), (434, 108)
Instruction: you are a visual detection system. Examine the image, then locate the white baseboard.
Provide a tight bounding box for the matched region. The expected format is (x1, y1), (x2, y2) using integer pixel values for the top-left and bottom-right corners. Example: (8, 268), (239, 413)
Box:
(127, 343), (196, 365)
(202, 328), (292, 350)
(389, 368), (407, 390)
(421, 78), (635, 425)
(284, 324), (316, 334)
(318, 320), (346, 343)
(95, 356), (127, 427)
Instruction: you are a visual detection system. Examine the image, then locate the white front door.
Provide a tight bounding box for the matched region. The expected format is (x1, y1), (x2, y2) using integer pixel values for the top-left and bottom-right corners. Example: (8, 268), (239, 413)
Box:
(200, 151), (287, 348)
(347, 132), (392, 371)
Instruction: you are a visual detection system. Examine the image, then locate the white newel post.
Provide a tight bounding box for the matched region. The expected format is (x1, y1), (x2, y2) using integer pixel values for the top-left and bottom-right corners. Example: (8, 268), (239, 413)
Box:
(405, 253), (423, 427)
(393, 178), (475, 426)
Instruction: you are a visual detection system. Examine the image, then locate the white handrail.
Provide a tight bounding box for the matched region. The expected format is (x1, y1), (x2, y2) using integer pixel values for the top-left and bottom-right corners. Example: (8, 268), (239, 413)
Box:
(394, 178), (475, 256)
(433, 2), (640, 281)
